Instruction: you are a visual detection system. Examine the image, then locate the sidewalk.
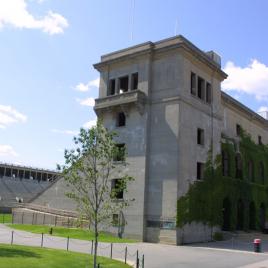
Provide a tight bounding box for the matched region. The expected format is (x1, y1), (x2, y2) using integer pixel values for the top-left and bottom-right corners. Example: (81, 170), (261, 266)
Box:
(0, 224), (139, 267)
(1, 224), (268, 268)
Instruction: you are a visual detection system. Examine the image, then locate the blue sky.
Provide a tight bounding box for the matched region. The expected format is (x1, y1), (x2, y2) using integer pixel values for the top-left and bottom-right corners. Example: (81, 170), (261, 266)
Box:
(0, 0), (268, 169)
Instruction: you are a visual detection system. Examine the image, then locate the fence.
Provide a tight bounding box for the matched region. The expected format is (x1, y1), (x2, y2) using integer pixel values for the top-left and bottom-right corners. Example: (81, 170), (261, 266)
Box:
(12, 208), (89, 228)
(0, 229), (145, 268)
(0, 213), (12, 224)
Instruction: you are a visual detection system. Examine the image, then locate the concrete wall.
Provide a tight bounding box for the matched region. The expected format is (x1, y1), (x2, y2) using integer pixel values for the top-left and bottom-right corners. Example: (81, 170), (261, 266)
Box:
(177, 223), (220, 244)
(32, 177), (77, 211)
(223, 104), (268, 145)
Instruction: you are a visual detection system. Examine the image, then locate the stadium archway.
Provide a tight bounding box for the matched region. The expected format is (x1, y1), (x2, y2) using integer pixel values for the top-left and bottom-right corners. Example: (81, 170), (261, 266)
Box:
(236, 199), (244, 230)
(249, 201), (256, 230)
(259, 203), (266, 231)
(222, 197), (231, 231)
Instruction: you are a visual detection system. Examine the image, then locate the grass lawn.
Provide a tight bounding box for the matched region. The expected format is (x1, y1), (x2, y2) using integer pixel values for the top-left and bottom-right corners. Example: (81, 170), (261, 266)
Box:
(0, 213), (12, 224)
(8, 224), (136, 243)
(0, 244), (130, 268)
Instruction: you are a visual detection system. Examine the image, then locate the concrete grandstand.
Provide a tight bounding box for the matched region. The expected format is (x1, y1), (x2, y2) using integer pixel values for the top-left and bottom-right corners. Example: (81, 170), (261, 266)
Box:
(0, 162), (59, 212)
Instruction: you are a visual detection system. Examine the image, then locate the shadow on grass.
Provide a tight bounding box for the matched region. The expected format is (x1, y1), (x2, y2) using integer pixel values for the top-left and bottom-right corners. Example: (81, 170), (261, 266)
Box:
(0, 248), (41, 259)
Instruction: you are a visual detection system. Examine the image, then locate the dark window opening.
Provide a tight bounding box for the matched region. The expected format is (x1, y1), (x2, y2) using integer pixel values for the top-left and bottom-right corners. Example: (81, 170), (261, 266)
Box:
(222, 150), (230, 177)
(248, 160), (254, 182)
(5, 168), (11, 177)
(0, 167), (4, 177)
(117, 112), (126, 127)
(24, 171), (30, 179)
(206, 82), (212, 103)
(111, 179), (124, 199)
(197, 128), (204, 145)
(18, 170), (24, 179)
(112, 214), (119, 226)
(197, 77), (205, 100)
(258, 135), (262, 145)
(108, 79), (116, 96)
(118, 76), (129, 93)
(197, 162), (204, 180)
(235, 154), (243, 179)
(222, 197), (231, 231)
(113, 144), (126, 162)
(249, 201), (256, 230)
(260, 162), (265, 184)
(236, 124), (242, 137)
(191, 72), (196, 95)
(236, 199), (244, 230)
(131, 73), (138, 90)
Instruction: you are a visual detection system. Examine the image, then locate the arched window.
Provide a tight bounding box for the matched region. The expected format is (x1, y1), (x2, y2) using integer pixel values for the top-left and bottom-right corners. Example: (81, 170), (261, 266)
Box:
(260, 203), (266, 231)
(235, 154), (243, 179)
(248, 160), (254, 182)
(237, 199), (244, 230)
(222, 197), (231, 231)
(222, 150), (230, 177)
(249, 201), (256, 230)
(259, 162), (265, 184)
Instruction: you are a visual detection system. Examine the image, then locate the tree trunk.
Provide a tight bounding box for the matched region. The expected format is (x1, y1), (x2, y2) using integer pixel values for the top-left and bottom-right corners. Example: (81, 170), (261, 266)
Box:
(93, 223), (98, 268)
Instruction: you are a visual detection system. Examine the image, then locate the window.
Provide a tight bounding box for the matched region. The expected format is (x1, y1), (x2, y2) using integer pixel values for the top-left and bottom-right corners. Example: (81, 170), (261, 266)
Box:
(108, 79), (116, 96)
(197, 77), (205, 100)
(236, 124), (242, 137)
(131, 73), (138, 90)
(206, 82), (212, 103)
(260, 162), (265, 184)
(197, 128), (204, 145)
(118, 76), (129, 93)
(191, 72), (196, 95)
(111, 179), (124, 199)
(258, 135), (262, 145)
(248, 160), (254, 182)
(112, 214), (119, 226)
(235, 153), (243, 179)
(116, 112), (126, 127)
(197, 162), (204, 180)
(222, 150), (230, 177)
(113, 144), (126, 162)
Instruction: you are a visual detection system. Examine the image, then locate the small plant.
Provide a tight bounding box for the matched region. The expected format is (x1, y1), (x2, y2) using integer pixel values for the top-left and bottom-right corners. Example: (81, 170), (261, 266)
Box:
(213, 232), (223, 241)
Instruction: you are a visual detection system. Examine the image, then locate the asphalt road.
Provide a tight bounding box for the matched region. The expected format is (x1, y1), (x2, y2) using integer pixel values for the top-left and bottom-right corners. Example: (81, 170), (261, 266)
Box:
(1, 224), (268, 268)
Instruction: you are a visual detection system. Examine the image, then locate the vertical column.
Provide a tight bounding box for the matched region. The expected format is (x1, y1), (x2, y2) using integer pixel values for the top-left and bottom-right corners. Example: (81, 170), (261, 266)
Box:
(128, 74), (131, 92)
(115, 78), (119, 94)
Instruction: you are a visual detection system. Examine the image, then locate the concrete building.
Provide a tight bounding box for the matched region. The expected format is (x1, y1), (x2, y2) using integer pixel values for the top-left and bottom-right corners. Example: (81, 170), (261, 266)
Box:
(32, 35), (268, 244)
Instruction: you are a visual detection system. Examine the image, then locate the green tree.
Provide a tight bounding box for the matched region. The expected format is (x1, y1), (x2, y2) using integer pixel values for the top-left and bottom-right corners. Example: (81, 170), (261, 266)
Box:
(58, 120), (134, 268)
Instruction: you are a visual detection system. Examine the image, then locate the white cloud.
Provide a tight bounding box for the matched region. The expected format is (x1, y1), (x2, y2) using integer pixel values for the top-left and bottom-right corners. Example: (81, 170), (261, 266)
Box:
(83, 119), (97, 129)
(0, 0), (68, 35)
(222, 59), (268, 100)
(0, 105), (27, 129)
(74, 78), (100, 92)
(258, 106), (268, 113)
(0, 145), (18, 157)
(76, 97), (95, 107)
(51, 129), (78, 135)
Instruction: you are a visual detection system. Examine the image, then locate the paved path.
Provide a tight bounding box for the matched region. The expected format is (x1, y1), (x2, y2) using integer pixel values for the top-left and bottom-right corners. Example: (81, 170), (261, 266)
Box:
(1, 224), (268, 268)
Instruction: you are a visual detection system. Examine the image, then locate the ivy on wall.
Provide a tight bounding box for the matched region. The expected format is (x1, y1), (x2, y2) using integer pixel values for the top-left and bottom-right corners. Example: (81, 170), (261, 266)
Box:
(177, 129), (268, 231)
